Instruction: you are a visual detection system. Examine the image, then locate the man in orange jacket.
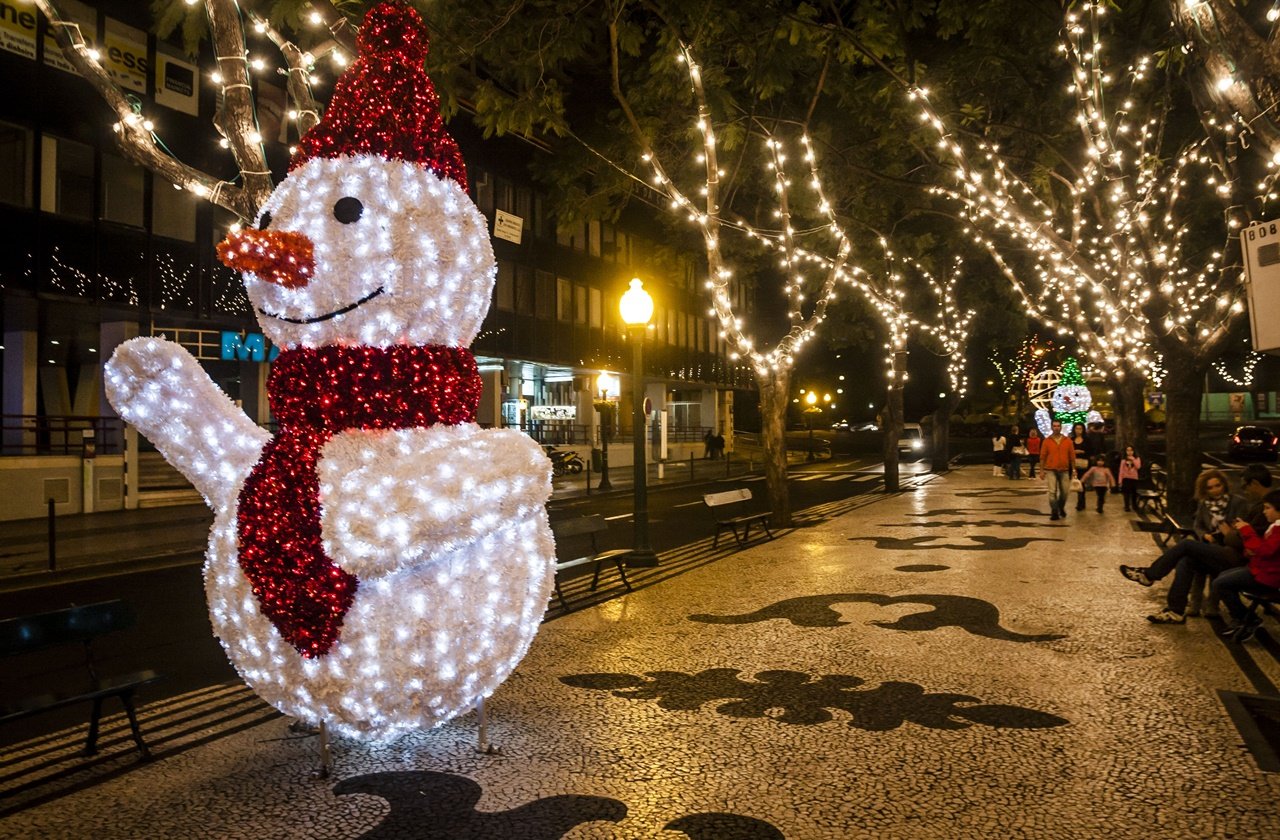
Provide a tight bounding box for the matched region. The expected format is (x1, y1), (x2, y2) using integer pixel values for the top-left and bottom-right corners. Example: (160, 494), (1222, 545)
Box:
(1039, 418), (1076, 520)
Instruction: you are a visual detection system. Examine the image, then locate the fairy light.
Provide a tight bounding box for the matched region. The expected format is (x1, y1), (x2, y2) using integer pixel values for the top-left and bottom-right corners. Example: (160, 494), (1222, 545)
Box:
(103, 3), (555, 740)
(910, 2), (1255, 387)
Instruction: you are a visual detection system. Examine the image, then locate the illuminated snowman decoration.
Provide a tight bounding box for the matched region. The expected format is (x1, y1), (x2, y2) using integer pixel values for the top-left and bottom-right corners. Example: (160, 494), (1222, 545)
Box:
(1032, 358), (1103, 436)
(103, 3), (555, 739)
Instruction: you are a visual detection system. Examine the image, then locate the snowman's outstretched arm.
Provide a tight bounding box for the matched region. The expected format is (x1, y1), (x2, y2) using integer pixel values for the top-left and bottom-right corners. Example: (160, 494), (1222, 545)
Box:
(105, 337), (270, 511)
(319, 425), (552, 578)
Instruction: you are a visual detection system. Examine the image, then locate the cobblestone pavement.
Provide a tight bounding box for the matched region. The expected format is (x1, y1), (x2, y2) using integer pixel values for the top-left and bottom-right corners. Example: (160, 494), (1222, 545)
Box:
(2, 467), (1278, 839)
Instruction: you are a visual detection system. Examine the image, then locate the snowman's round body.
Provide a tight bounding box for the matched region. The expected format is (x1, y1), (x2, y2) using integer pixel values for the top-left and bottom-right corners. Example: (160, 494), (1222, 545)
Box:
(204, 426), (554, 740)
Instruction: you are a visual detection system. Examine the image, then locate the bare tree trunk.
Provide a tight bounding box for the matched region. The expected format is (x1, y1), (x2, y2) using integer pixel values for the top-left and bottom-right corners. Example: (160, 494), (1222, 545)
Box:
(931, 392), (960, 473)
(881, 350), (907, 492)
(758, 369), (793, 527)
(1110, 373), (1149, 456)
(1162, 365), (1206, 517)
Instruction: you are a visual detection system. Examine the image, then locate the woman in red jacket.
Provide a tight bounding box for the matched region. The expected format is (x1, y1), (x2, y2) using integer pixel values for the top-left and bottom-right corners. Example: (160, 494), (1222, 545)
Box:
(1213, 489), (1280, 642)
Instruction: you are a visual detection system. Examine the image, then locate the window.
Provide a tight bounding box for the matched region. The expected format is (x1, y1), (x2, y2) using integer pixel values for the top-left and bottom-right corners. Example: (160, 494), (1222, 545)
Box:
(589, 288), (602, 328)
(615, 230), (629, 265)
(473, 168), (493, 215)
(536, 270), (555, 319)
(556, 276), (572, 321)
(667, 309), (677, 345)
(516, 264), (535, 314)
(574, 284), (587, 324)
(151, 180), (197, 241)
(101, 153), (145, 227)
(40, 135), (93, 219)
(495, 177), (514, 213)
(0, 122), (32, 207)
(494, 260), (515, 311)
(588, 220), (602, 258)
(601, 223), (616, 262)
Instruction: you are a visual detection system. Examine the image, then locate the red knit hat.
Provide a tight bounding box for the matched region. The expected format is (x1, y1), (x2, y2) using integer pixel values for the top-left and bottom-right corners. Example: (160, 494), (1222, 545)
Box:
(289, 2), (468, 191)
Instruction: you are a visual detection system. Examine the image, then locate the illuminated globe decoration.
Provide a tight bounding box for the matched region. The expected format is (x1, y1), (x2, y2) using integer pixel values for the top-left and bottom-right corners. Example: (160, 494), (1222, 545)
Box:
(1032, 358), (1103, 436)
(1027, 369), (1061, 412)
(102, 3), (555, 739)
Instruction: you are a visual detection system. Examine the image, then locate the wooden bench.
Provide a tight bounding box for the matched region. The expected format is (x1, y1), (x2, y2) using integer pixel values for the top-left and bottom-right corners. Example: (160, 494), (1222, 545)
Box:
(0, 600), (160, 760)
(704, 488), (774, 548)
(549, 515), (632, 610)
(1135, 465), (1166, 516)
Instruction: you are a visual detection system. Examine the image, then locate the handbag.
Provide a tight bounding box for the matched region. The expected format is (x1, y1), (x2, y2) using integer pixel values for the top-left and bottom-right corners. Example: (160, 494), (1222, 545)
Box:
(1070, 477), (1084, 493)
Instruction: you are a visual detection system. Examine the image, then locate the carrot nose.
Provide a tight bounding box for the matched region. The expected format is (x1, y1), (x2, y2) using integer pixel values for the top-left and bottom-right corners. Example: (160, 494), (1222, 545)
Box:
(216, 228), (316, 289)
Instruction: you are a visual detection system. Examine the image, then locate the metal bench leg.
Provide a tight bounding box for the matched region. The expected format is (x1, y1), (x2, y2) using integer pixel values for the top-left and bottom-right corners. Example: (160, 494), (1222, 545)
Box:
(553, 578), (568, 610)
(590, 559), (603, 591)
(732, 525), (746, 547)
(761, 521), (774, 540)
(83, 696), (104, 757)
(119, 690), (152, 760)
(614, 558), (633, 592)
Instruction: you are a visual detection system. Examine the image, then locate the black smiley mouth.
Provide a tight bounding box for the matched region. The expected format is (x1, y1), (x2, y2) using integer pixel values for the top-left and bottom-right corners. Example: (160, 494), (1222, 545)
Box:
(259, 286), (386, 324)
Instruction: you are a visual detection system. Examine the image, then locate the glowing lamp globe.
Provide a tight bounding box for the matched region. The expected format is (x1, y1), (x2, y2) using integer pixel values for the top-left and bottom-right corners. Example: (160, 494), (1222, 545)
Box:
(620, 278), (654, 327)
(806, 392), (818, 406)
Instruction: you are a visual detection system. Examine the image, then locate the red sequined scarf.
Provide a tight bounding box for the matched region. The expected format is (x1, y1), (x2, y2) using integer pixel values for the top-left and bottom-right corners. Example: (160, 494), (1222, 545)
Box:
(237, 345), (482, 658)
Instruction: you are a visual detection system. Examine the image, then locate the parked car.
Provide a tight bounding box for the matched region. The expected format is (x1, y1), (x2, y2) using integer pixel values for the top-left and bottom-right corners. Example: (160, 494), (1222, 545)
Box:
(898, 422), (926, 457)
(1228, 425), (1278, 461)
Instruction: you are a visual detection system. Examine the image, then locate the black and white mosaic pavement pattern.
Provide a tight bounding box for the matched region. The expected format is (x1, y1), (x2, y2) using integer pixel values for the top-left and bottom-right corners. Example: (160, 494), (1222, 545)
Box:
(849, 534), (1061, 550)
(2, 467), (1279, 839)
(688, 593), (1065, 642)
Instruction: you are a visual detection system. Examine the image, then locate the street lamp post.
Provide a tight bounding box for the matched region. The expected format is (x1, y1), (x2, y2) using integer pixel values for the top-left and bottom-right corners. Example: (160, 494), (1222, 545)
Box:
(594, 374), (617, 491)
(620, 278), (658, 567)
(805, 391), (819, 462)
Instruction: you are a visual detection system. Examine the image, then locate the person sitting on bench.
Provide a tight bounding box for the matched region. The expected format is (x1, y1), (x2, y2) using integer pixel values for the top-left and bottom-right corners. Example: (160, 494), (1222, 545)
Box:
(1118, 469), (1249, 624)
(1214, 490), (1280, 642)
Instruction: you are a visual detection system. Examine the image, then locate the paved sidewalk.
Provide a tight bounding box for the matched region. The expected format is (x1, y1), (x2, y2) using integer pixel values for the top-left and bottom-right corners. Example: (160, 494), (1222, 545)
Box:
(2, 466), (1278, 838)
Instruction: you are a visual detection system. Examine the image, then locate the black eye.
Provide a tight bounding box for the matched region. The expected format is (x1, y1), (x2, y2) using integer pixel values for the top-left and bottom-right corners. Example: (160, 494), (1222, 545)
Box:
(257, 211), (272, 230)
(333, 197), (364, 224)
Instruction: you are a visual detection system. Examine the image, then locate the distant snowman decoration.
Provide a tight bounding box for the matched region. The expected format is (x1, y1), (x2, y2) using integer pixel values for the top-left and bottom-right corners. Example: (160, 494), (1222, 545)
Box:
(1032, 357), (1103, 436)
(104, 2), (555, 740)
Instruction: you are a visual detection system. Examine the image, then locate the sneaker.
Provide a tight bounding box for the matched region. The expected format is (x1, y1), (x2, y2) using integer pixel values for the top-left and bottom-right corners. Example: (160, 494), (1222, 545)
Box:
(1233, 623), (1260, 643)
(1147, 609), (1185, 624)
(1119, 565), (1153, 587)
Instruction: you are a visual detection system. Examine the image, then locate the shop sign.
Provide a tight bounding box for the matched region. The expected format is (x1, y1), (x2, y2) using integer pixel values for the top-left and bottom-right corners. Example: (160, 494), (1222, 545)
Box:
(530, 405), (576, 421)
(221, 331), (280, 362)
(494, 209), (523, 244)
(155, 46), (199, 116)
(103, 18), (147, 93)
(0, 1), (38, 60)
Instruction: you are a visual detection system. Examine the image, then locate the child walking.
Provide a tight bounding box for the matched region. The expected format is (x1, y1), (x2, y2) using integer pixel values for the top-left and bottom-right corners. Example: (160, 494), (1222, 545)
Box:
(1081, 455), (1116, 512)
(1117, 445), (1142, 512)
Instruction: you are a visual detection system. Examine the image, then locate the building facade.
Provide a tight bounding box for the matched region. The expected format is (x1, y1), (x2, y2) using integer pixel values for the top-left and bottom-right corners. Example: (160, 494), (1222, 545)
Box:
(0, 0), (748, 518)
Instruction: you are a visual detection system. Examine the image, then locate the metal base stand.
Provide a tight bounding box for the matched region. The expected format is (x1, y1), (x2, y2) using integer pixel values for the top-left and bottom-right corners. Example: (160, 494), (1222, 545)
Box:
(290, 719), (334, 780)
(475, 698), (500, 755)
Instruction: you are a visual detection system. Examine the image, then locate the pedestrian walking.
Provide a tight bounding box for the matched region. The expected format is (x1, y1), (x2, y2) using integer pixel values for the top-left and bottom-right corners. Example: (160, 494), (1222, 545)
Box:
(703, 429), (713, 459)
(991, 429), (1008, 477)
(711, 431), (725, 460)
(1005, 425), (1026, 480)
(1039, 419), (1076, 520)
(1025, 428), (1041, 479)
(1069, 423), (1089, 511)
(1117, 446), (1141, 512)
(1080, 455), (1115, 512)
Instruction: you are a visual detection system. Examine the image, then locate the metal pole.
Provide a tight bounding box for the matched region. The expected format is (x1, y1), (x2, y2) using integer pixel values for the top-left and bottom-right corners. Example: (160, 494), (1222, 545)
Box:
(597, 409), (612, 491)
(585, 459), (592, 496)
(629, 330), (658, 567)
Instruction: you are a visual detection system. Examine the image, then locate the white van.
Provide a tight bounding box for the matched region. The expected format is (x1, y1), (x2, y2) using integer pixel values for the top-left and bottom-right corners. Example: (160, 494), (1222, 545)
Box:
(898, 423), (925, 457)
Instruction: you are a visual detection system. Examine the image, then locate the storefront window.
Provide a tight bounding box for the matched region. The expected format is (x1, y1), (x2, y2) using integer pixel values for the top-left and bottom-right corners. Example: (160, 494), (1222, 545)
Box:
(152, 180), (197, 241)
(101, 153), (145, 228)
(0, 121), (33, 207)
(40, 135), (93, 219)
